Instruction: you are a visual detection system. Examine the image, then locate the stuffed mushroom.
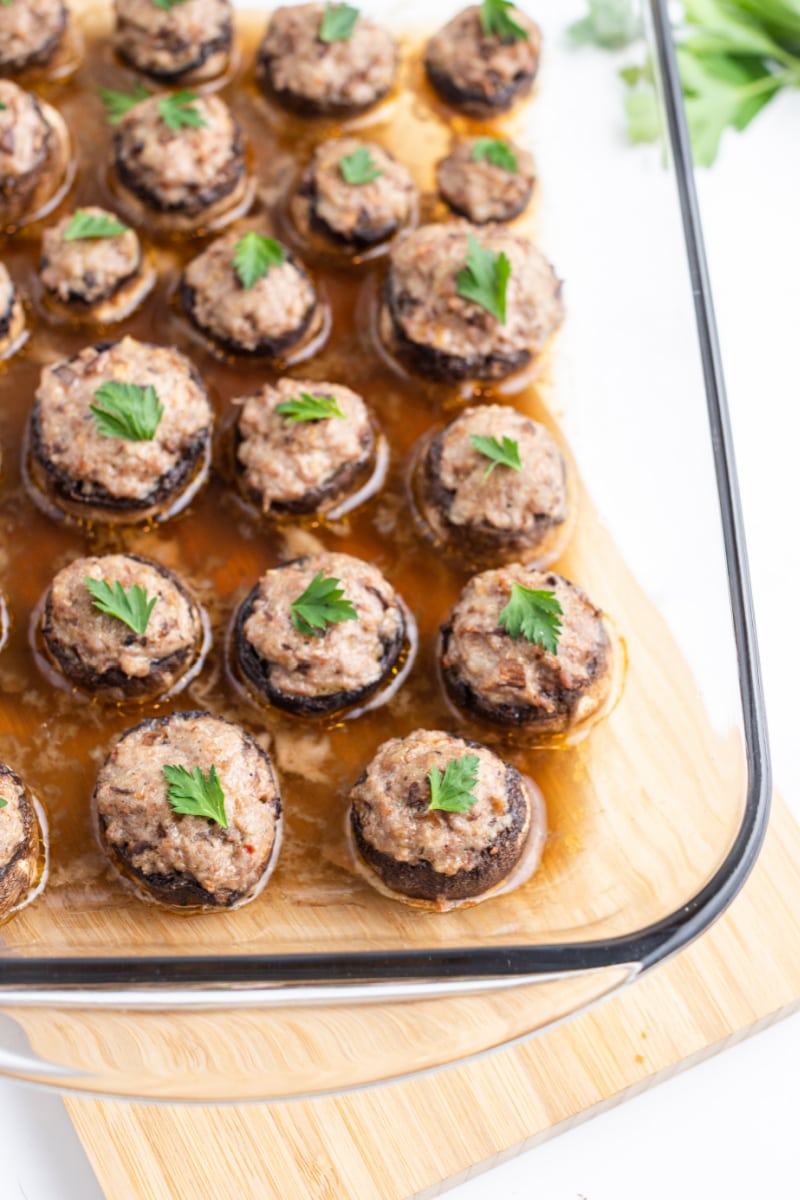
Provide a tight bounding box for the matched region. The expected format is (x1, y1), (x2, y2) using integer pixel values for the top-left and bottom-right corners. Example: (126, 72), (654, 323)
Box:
(440, 565), (613, 736)
(28, 336), (213, 525)
(39, 206), (156, 324)
(0, 80), (71, 229)
(0, 263), (26, 359)
(234, 552), (407, 716)
(257, 3), (398, 117)
(425, 4), (542, 117)
(381, 222), (563, 382)
(291, 137), (416, 253)
(113, 0), (233, 85)
(41, 553), (205, 703)
(235, 377), (376, 516)
(0, 763), (41, 918)
(181, 229), (320, 357)
(349, 729), (536, 904)
(437, 137), (535, 224)
(0, 0), (71, 77)
(416, 404), (568, 565)
(93, 710), (282, 911)
(112, 91), (250, 235)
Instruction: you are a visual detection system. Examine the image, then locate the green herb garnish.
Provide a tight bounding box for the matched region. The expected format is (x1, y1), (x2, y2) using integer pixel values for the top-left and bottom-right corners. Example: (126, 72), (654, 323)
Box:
(98, 82), (150, 124)
(339, 146), (383, 185)
(90, 381), (164, 442)
(275, 392), (346, 422)
(0, 797), (7, 810)
(456, 234), (511, 323)
(233, 232), (285, 289)
(152, 0), (190, 9)
(472, 137), (518, 172)
(470, 434), (522, 477)
(64, 210), (130, 242)
(84, 578), (158, 635)
(427, 754), (480, 813)
(319, 2), (359, 42)
(569, 0), (641, 49)
(499, 583), (563, 653)
(0, 103), (6, 111)
(163, 764), (228, 828)
(290, 572), (358, 638)
(480, 0), (529, 42)
(158, 89), (206, 131)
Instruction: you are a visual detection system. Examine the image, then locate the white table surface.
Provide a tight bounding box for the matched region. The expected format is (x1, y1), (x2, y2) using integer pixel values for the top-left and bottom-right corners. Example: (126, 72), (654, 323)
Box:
(3, 31), (800, 1200)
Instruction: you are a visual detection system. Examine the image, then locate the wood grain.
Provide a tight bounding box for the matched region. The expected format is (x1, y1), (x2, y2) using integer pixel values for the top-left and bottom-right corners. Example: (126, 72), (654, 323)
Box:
(63, 792), (800, 1199)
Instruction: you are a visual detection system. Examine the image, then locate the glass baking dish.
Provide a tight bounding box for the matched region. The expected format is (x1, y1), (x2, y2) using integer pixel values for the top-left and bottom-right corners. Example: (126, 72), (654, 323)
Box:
(0, 0), (769, 1101)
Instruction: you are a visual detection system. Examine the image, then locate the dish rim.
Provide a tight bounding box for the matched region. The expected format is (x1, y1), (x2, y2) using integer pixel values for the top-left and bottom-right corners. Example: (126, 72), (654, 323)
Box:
(0, 0), (771, 1004)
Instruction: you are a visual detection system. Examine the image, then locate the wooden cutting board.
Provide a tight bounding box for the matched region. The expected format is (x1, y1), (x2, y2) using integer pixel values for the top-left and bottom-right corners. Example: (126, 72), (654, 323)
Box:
(64, 790), (800, 1199)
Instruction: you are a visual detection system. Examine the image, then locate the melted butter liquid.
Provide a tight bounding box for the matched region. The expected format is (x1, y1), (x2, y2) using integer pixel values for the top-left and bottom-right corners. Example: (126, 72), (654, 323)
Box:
(0, 16), (593, 929)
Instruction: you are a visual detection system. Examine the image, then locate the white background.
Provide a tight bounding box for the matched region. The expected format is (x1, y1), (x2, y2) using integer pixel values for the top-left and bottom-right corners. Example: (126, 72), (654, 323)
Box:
(2, 8), (800, 1200)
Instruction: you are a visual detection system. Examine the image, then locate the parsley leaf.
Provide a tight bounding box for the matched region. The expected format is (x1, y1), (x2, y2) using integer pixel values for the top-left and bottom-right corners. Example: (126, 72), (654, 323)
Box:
(339, 145), (383, 185)
(290, 572), (358, 637)
(480, 0), (529, 42)
(569, 0), (641, 49)
(471, 137), (518, 172)
(427, 754), (480, 813)
(64, 210), (130, 242)
(158, 90), (206, 131)
(84, 577), (158, 635)
(499, 583), (563, 653)
(455, 234), (511, 323)
(0, 797), (6, 810)
(90, 381), (164, 442)
(152, 0), (190, 9)
(233, 232), (285, 289)
(319, 2), (359, 42)
(163, 764), (228, 828)
(470, 434), (522, 478)
(275, 392), (346, 422)
(0, 103), (6, 111)
(99, 81), (150, 124)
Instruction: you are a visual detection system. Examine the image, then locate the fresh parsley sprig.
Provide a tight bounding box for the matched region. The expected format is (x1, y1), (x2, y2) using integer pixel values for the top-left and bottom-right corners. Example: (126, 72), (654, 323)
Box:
(158, 90), (206, 131)
(427, 754), (480, 813)
(163, 764), (228, 828)
(152, 0), (191, 10)
(319, 2), (359, 42)
(276, 392), (346, 422)
(0, 796), (7, 810)
(470, 434), (522, 478)
(481, 0), (529, 42)
(98, 81), (150, 124)
(499, 583), (563, 654)
(84, 577), (158, 635)
(233, 232), (285, 289)
(456, 234), (511, 323)
(64, 210), (130, 242)
(290, 572), (358, 637)
(472, 137), (518, 172)
(339, 146), (383, 185)
(90, 381), (164, 442)
(0, 103), (7, 111)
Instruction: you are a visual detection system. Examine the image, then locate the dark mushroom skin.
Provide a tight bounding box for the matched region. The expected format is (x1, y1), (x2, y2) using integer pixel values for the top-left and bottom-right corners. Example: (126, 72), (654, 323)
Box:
(349, 729), (532, 903)
(0, 763), (40, 917)
(425, 5), (542, 117)
(291, 137), (417, 252)
(41, 553), (204, 703)
(39, 206), (155, 324)
(93, 710), (282, 911)
(440, 566), (612, 735)
(112, 93), (249, 235)
(234, 377), (375, 516)
(437, 137), (536, 225)
(113, 0), (233, 85)
(418, 404), (568, 565)
(381, 222), (564, 383)
(0, 80), (71, 229)
(257, 3), (398, 117)
(28, 337), (213, 525)
(181, 230), (319, 358)
(0, 0), (68, 77)
(0, 263), (26, 358)
(234, 553), (406, 717)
